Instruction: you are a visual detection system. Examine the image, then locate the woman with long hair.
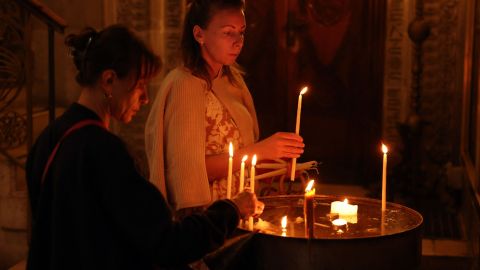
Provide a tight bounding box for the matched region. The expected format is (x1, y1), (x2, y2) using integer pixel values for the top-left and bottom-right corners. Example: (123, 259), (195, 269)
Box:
(146, 0), (304, 215)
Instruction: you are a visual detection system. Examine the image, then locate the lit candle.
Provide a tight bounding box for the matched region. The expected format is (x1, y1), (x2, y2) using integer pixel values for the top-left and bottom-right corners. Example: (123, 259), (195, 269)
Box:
(295, 87), (308, 134)
(332, 218), (347, 226)
(330, 199), (358, 216)
(381, 143), (388, 212)
(281, 215), (287, 237)
(248, 155), (257, 231)
(239, 155), (248, 192)
(227, 142), (233, 199)
(304, 179), (315, 238)
(250, 154), (257, 193)
(291, 86), (308, 181)
(330, 198), (358, 224)
(332, 218), (347, 233)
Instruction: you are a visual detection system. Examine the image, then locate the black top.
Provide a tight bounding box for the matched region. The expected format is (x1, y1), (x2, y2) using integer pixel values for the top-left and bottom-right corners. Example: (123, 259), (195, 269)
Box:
(26, 103), (239, 270)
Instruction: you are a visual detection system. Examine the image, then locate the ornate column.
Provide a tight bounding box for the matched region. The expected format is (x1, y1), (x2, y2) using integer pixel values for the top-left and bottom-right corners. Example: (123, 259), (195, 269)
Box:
(393, 0), (464, 208)
(407, 0), (430, 126)
(390, 0), (430, 204)
(382, 0), (415, 152)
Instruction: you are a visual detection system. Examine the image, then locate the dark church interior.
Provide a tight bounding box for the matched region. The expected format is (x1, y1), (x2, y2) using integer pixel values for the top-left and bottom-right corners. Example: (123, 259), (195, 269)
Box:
(0, 0), (479, 269)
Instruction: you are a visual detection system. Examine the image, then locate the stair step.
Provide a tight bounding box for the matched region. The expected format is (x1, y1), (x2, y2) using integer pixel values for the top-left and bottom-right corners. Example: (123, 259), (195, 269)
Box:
(422, 239), (470, 257)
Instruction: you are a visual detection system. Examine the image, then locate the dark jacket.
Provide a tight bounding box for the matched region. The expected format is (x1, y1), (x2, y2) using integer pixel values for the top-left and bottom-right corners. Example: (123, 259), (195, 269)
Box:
(26, 103), (239, 270)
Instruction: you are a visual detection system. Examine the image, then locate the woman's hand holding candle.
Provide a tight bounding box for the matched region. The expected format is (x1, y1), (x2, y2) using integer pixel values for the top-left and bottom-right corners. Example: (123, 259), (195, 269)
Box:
(248, 132), (304, 160)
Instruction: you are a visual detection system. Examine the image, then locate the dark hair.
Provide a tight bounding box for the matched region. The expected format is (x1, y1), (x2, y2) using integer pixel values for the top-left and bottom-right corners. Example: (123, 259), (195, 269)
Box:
(65, 24), (161, 87)
(181, 0), (245, 89)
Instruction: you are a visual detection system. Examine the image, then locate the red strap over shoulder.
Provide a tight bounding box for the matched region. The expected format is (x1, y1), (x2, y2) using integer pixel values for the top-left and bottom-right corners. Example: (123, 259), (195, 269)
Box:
(40, 119), (106, 186)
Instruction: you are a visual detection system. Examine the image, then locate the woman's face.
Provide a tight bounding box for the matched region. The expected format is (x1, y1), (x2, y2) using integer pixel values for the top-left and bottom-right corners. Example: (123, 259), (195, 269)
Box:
(109, 73), (148, 123)
(197, 8), (246, 71)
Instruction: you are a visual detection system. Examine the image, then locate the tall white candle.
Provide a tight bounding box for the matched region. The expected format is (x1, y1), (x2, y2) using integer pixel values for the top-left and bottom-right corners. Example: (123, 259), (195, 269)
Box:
(381, 210), (386, 235)
(381, 143), (388, 212)
(291, 87), (308, 181)
(227, 142), (233, 199)
(248, 155), (257, 231)
(239, 155), (248, 192)
(250, 155), (257, 193)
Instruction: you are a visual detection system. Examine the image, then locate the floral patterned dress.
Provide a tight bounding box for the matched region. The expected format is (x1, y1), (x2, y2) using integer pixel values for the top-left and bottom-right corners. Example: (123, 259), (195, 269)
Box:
(205, 89), (244, 201)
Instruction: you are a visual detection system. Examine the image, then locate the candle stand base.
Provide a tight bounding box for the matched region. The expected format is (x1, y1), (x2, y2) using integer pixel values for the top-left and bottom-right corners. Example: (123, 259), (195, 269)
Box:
(208, 195), (423, 270)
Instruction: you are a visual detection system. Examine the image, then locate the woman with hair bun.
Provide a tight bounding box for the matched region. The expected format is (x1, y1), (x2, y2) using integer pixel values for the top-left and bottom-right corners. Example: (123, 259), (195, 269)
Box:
(26, 24), (262, 270)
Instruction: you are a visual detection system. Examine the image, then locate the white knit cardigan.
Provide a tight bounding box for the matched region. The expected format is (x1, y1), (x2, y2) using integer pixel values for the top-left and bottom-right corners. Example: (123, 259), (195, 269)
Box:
(145, 67), (259, 210)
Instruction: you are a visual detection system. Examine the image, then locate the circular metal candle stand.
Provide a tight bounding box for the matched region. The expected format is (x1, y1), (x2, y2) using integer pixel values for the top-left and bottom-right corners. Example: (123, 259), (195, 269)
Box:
(207, 195), (423, 270)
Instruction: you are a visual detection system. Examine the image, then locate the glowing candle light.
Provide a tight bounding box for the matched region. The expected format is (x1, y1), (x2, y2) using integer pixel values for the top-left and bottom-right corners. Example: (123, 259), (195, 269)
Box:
(226, 142), (234, 199)
(332, 218), (347, 226)
(295, 87), (308, 134)
(332, 218), (347, 233)
(330, 199), (358, 216)
(239, 155), (248, 192)
(291, 87), (308, 181)
(248, 155), (257, 231)
(250, 154), (257, 193)
(330, 198), (358, 224)
(381, 143), (388, 212)
(281, 215), (287, 237)
(304, 179), (315, 238)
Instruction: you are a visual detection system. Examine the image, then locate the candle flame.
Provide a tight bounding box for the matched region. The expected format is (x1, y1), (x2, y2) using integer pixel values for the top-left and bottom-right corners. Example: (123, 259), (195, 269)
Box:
(305, 179), (315, 192)
(242, 155), (248, 162)
(300, 86), (308, 95)
(229, 142), (233, 157)
(332, 218), (347, 226)
(381, 143), (388, 154)
(252, 154), (257, 166)
(281, 216), (287, 229)
(343, 198), (349, 204)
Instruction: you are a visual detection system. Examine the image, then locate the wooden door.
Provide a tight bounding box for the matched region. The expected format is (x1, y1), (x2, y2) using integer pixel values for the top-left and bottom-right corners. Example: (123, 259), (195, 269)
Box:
(238, 0), (386, 185)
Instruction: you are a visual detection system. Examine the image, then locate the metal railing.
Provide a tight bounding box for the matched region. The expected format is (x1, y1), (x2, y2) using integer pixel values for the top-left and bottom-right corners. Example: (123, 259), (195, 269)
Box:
(0, 0), (66, 169)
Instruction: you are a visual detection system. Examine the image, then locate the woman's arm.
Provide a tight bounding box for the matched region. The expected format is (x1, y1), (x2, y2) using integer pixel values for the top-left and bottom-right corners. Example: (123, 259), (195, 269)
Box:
(92, 134), (253, 267)
(205, 132), (305, 179)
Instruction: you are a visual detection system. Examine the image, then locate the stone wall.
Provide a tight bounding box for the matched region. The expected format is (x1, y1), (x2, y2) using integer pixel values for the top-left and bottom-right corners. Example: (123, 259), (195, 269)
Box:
(0, 0), (104, 268)
(420, 0), (465, 167)
(30, 0), (104, 106)
(0, 160), (28, 269)
(105, 0), (186, 178)
(383, 0), (468, 204)
(382, 0), (414, 152)
(382, 0), (465, 166)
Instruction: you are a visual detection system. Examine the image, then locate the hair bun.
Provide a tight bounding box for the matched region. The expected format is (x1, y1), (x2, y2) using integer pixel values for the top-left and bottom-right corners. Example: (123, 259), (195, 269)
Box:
(65, 27), (98, 72)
